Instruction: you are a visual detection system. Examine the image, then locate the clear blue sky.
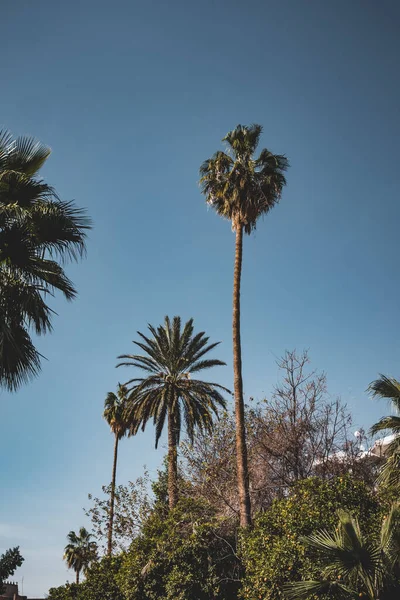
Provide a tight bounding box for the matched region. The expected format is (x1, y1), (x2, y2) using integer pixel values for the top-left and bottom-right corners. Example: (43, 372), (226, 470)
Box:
(1, 0), (399, 595)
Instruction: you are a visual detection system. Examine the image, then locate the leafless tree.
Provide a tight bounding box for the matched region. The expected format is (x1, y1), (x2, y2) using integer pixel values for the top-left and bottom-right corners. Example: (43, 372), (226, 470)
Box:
(182, 350), (376, 519)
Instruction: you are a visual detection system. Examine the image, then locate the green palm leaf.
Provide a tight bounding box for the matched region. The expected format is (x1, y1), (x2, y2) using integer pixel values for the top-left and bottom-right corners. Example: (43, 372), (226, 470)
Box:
(369, 374), (400, 490)
(283, 579), (355, 599)
(0, 130), (91, 390)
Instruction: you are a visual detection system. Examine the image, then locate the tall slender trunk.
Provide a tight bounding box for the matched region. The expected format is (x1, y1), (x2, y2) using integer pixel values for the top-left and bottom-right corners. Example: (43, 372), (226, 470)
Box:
(233, 225), (252, 527)
(167, 411), (178, 509)
(76, 570), (80, 585)
(107, 434), (119, 556)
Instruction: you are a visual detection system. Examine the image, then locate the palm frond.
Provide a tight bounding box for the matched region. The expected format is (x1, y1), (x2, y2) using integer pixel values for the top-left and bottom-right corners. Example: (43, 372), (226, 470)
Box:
(370, 416), (400, 437)
(369, 376), (400, 413)
(283, 579), (355, 600)
(0, 319), (42, 391)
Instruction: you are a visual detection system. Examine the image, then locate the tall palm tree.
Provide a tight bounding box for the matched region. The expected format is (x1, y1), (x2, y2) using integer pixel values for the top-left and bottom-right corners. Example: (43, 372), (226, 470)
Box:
(369, 375), (400, 489)
(103, 384), (128, 556)
(0, 130), (91, 391)
(200, 124), (289, 527)
(284, 503), (400, 600)
(63, 527), (97, 584)
(117, 316), (229, 509)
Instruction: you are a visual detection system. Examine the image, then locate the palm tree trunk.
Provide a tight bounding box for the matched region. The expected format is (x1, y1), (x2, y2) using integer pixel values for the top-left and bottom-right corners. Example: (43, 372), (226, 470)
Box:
(76, 570), (80, 585)
(107, 434), (119, 556)
(233, 225), (252, 527)
(167, 411), (178, 509)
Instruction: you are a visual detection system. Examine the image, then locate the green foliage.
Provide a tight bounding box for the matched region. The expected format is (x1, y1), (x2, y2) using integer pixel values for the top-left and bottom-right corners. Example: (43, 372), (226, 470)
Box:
(47, 583), (80, 600)
(239, 476), (381, 600)
(85, 471), (152, 554)
(79, 557), (124, 600)
(0, 547), (23, 594)
(284, 502), (400, 600)
(117, 497), (241, 600)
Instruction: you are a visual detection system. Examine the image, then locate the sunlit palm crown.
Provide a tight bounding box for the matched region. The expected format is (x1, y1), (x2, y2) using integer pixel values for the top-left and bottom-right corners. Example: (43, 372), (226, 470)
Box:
(369, 375), (400, 488)
(199, 124), (288, 233)
(103, 384), (129, 439)
(117, 316), (230, 446)
(63, 527), (97, 576)
(0, 130), (91, 390)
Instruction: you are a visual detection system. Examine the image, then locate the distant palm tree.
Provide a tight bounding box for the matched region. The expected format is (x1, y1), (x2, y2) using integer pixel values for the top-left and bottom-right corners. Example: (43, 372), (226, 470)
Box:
(103, 384), (129, 556)
(369, 375), (400, 488)
(63, 527), (97, 584)
(200, 124), (288, 527)
(0, 130), (91, 391)
(117, 316), (229, 509)
(284, 503), (400, 600)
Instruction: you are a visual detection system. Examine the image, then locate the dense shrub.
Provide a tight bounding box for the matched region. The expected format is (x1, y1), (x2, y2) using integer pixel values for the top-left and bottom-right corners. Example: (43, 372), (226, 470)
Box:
(117, 497), (241, 600)
(47, 583), (80, 600)
(239, 476), (381, 600)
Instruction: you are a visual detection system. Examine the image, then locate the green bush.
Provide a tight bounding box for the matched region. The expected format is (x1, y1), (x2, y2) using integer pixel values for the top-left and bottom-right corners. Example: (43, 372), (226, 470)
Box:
(47, 583), (80, 600)
(117, 497), (240, 600)
(239, 476), (381, 600)
(79, 556), (124, 600)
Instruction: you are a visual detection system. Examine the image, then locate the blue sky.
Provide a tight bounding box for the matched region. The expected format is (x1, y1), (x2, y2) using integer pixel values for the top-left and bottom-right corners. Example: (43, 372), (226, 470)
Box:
(1, 0), (399, 595)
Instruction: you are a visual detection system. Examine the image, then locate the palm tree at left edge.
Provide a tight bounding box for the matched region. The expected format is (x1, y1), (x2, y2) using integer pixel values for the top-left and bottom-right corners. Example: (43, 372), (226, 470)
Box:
(103, 384), (129, 557)
(0, 130), (91, 391)
(117, 315), (230, 510)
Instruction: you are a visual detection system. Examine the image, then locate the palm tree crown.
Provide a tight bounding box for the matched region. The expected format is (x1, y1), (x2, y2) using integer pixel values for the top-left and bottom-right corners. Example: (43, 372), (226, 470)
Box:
(63, 527), (97, 584)
(199, 123), (288, 233)
(103, 384), (129, 440)
(117, 316), (229, 508)
(369, 375), (400, 488)
(0, 130), (91, 391)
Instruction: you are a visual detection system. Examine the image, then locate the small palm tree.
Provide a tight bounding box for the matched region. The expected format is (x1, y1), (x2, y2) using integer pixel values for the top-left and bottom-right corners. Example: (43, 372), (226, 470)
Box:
(369, 375), (400, 488)
(117, 316), (229, 509)
(63, 527), (97, 584)
(200, 124), (288, 527)
(0, 130), (91, 391)
(284, 504), (400, 600)
(103, 384), (129, 556)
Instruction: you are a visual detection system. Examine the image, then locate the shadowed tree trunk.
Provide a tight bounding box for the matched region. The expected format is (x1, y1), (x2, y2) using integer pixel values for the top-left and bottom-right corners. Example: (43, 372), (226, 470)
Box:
(107, 434), (119, 556)
(233, 225), (251, 527)
(168, 411), (178, 509)
(76, 570), (80, 585)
